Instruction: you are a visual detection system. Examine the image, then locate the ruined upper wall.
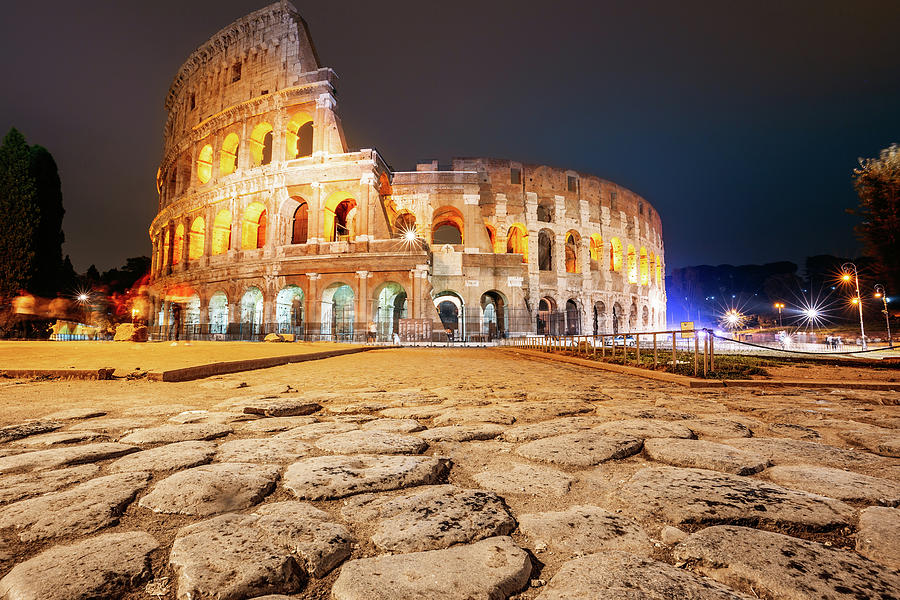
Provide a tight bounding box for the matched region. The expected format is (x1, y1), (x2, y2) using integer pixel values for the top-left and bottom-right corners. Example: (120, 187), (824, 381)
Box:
(163, 1), (321, 150)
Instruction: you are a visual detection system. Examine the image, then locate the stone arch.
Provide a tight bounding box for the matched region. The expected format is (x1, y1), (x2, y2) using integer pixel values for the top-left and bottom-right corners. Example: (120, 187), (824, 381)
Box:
(626, 244), (638, 284)
(649, 252), (656, 284)
(162, 227), (171, 266)
(373, 281), (408, 340)
(250, 122), (274, 166)
(537, 296), (559, 335)
(612, 301), (624, 334)
(212, 209), (232, 255)
(485, 224), (496, 251)
(433, 290), (464, 341)
(219, 132), (239, 176)
(432, 206), (464, 245)
(505, 223), (528, 263)
(565, 298), (581, 335)
(196, 144), (213, 184)
(481, 290), (507, 340)
(285, 111), (314, 160)
(565, 230), (580, 274)
(321, 282), (355, 340)
(240, 287), (264, 335)
(610, 238), (623, 272)
(172, 223), (185, 264)
(639, 247), (649, 285)
(538, 229), (554, 271)
(291, 200), (309, 244)
(241, 202), (267, 250)
(188, 216), (205, 260)
(175, 152), (191, 195)
(642, 305), (650, 328)
(208, 291), (228, 334)
(589, 234), (603, 269)
(276, 285), (305, 334)
(394, 211), (417, 238)
(629, 301), (638, 330)
(323, 191), (357, 242)
(593, 300), (607, 335)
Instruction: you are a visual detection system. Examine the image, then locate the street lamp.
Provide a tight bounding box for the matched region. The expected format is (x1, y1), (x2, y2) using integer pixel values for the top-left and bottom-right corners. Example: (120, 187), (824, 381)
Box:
(841, 262), (867, 350)
(874, 284), (892, 348)
(773, 302), (785, 328)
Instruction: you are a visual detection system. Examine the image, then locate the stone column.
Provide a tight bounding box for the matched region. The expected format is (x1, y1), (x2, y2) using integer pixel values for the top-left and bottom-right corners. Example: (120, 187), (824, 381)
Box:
(306, 273), (321, 337)
(356, 271), (371, 331)
(358, 173), (374, 242)
(313, 93), (335, 160)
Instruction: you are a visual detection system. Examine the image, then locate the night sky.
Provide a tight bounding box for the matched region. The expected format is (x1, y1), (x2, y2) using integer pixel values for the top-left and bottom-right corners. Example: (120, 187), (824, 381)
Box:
(2, 1), (899, 273)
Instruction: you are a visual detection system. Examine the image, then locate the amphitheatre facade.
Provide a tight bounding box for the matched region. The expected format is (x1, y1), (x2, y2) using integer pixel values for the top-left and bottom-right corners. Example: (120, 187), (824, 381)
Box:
(149, 1), (666, 341)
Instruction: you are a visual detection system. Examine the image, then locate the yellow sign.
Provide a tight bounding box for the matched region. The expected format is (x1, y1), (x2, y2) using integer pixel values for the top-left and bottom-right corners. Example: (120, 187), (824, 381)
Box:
(680, 321), (694, 339)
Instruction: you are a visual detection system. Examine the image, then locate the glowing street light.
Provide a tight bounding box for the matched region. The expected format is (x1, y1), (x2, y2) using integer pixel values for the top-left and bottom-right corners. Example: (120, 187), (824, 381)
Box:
(840, 262), (867, 350)
(874, 284), (892, 348)
(773, 302), (785, 328)
(721, 308), (745, 340)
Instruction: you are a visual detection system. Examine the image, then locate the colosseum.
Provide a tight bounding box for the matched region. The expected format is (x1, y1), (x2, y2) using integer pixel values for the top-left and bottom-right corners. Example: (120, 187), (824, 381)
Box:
(149, 1), (666, 342)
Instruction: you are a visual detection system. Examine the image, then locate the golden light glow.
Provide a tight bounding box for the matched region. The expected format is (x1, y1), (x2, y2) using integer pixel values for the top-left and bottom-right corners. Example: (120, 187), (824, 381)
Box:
(609, 237), (623, 272)
(196, 144), (213, 184)
(323, 191), (358, 242)
(431, 205), (465, 246)
(188, 217), (205, 260)
(565, 231), (580, 274)
(851, 297), (860, 305)
(241, 202), (267, 250)
(285, 111), (313, 160)
(656, 259), (662, 284)
(626, 244), (638, 284)
(774, 302), (785, 309)
(172, 224), (185, 264)
(249, 122), (274, 166)
(506, 223), (528, 263)
(212, 210), (232, 255)
(589, 233), (602, 263)
(639, 247), (649, 286)
(219, 133), (240, 176)
(875, 292), (883, 298)
(841, 273), (852, 282)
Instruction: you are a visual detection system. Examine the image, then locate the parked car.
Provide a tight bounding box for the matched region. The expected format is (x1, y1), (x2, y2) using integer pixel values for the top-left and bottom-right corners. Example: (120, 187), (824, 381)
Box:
(604, 335), (636, 347)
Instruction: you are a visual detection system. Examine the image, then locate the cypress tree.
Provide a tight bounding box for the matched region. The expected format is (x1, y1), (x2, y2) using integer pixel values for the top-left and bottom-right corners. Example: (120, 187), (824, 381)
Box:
(0, 128), (39, 298)
(28, 144), (65, 297)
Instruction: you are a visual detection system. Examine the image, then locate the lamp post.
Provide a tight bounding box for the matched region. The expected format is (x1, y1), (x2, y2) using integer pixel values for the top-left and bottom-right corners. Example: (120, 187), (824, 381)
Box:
(874, 284), (892, 348)
(773, 302), (784, 328)
(841, 262), (867, 350)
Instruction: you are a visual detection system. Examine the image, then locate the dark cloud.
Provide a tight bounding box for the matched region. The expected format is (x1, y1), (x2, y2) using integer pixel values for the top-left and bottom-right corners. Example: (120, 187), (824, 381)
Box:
(1, 0), (898, 271)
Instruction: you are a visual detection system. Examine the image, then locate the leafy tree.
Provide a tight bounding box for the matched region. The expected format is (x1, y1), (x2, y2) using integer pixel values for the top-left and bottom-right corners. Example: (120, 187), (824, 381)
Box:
(28, 144), (65, 297)
(0, 129), (39, 298)
(852, 144), (900, 292)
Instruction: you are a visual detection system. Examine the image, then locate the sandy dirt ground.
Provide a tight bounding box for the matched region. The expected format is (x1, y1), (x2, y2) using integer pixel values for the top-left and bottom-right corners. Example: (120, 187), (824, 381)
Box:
(0, 348), (898, 599)
(761, 361), (900, 383)
(0, 340), (359, 377)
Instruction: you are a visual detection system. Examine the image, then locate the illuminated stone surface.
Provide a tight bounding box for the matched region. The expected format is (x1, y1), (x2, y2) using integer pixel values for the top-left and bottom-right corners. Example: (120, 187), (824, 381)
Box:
(762, 465), (900, 505)
(518, 506), (651, 556)
(215, 438), (313, 463)
(0, 464), (100, 505)
(108, 441), (216, 472)
(119, 423), (232, 445)
(516, 432), (642, 467)
(314, 430), (427, 455)
(417, 423), (505, 442)
(0, 442), (137, 474)
(593, 418), (695, 439)
(472, 462), (574, 497)
(855, 506), (900, 569)
(642, 438), (769, 475)
(139, 463), (278, 515)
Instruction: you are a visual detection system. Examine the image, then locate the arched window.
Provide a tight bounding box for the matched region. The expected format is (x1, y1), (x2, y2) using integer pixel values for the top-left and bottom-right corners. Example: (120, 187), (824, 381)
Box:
(219, 133), (239, 176)
(209, 292), (228, 334)
(395, 212), (416, 238)
(486, 225), (496, 251)
(196, 144), (213, 184)
(286, 112), (314, 160)
(162, 228), (171, 267)
(334, 200), (354, 240)
(276, 285), (305, 333)
(537, 199), (553, 223)
(565, 232), (579, 273)
(188, 217), (205, 260)
(649, 253), (656, 284)
(538, 230), (553, 271)
(627, 244), (638, 284)
(250, 123), (274, 166)
(212, 210), (232, 255)
(172, 224), (184, 264)
(431, 206), (464, 245)
(609, 238), (623, 272)
(589, 234), (603, 268)
(639, 248), (649, 285)
(240, 287), (264, 334)
(566, 299), (580, 335)
(241, 202), (267, 250)
(292, 202), (309, 244)
(656, 260), (663, 284)
(506, 224), (528, 263)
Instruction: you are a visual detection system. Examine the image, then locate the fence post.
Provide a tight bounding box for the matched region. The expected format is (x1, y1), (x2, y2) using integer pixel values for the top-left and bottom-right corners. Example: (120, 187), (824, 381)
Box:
(709, 333), (715, 372)
(671, 332), (677, 372)
(694, 332), (699, 377)
(653, 333), (658, 368)
(703, 334), (708, 377)
(636, 333), (641, 365)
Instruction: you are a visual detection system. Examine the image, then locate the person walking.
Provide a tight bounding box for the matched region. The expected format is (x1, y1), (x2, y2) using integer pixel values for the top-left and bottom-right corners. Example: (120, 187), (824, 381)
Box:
(170, 303), (182, 344)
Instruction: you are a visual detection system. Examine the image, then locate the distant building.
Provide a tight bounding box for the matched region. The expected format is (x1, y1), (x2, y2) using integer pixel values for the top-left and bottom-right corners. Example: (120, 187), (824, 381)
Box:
(149, 1), (666, 341)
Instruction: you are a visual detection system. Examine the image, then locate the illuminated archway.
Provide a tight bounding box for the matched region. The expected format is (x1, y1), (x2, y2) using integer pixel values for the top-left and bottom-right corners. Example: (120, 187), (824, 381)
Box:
(241, 202), (267, 250)
(240, 287), (264, 334)
(593, 300), (607, 335)
(285, 112), (314, 160)
(656, 259), (663, 285)
(481, 290), (507, 340)
(642, 305), (650, 328)
(212, 210), (232, 255)
(565, 299), (580, 335)
(639, 247), (649, 285)
(250, 122), (274, 166)
(322, 283), (355, 340)
(537, 198), (553, 223)
(433, 290), (464, 340)
(538, 229), (553, 271)
(609, 238), (623, 272)
(323, 192), (357, 242)
(172, 224), (184, 264)
(219, 133), (239, 176)
(394, 211), (417, 238)
(626, 244), (638, 283)
(196, 144), (213, 184)
(485, 225), (496, 251)
(649, 253), (656, 284)
(292, 201), (309, 244)
(565, 231), (580, 273)
(629, 302), (638, 329)
(432, 206), (464, 245)
(162, 228), (171, 267)
(209, 291), (228, 334)
(536, 296), (560, 335)
(505, 223), (528, 263)
(373, 282), (407, 340)
(589, 234), (603, 268)
(188, 217), (205, 260)
(276, 285), (305, 334)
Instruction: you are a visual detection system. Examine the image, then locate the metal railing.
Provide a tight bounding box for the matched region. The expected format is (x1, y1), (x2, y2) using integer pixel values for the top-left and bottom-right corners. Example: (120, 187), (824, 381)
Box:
(503, 329), (717, 377)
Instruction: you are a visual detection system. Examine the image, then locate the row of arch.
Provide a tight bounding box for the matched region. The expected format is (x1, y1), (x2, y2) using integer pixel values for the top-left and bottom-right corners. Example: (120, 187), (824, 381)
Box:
(165, 112), (315, 197)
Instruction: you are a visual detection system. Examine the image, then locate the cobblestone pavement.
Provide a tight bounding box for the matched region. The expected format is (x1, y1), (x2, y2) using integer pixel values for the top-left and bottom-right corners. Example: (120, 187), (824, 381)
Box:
(0, 348), (898, 599)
